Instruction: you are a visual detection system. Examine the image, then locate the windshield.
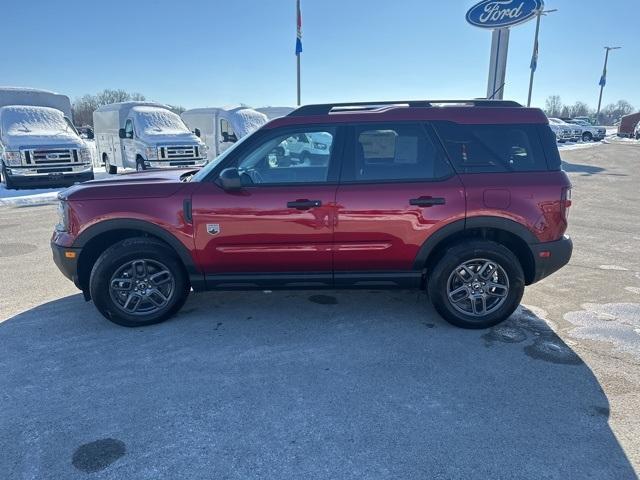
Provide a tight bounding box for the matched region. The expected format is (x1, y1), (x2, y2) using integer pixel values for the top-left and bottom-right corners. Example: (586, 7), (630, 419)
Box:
(191, 129), (256, 182)
(133, 108), (190, 136)
(1, 106), (79, 138)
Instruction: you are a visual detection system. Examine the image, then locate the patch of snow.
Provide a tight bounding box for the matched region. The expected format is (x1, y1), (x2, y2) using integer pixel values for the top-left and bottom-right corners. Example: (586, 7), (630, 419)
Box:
(0, 172), (110, 207)
(557, 140), (604, 151)
(565, 303), (640, 360)
(598, 265), (628, 271)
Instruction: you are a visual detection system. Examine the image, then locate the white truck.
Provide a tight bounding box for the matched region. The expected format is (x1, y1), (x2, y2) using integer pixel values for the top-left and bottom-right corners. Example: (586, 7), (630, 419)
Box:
(565, 119), (606, 142)
(94, 102), (208, 174)
(181, 106), (267, 159)
(548, 118), (582, 142)
(0, 87), (93, 189)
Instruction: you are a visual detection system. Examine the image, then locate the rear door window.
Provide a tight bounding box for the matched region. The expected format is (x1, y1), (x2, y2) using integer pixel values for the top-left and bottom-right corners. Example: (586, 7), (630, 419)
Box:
(342, 123), (453, 182)
(433, 122), (553, 173)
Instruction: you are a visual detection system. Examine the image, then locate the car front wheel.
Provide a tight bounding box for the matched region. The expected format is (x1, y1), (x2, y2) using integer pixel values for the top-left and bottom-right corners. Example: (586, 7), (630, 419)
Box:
(582, 132), (593, 142)
(427, 240), (524, 329)
(89, 237), (189, 327)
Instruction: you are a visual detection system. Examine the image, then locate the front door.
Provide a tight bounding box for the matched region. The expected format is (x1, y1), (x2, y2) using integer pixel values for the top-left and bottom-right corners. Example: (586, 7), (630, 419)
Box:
(191, 125), (342, 289)
(333, 122), (465, 286)
(121, 118), (136, 168)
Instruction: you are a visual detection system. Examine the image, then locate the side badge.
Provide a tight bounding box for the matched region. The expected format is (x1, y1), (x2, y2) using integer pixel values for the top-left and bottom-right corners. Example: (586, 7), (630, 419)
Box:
(206, 224), (221, 235)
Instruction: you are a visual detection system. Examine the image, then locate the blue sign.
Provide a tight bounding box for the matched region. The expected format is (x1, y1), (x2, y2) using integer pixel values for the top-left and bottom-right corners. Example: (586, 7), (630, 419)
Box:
(466, 0), (544, 29)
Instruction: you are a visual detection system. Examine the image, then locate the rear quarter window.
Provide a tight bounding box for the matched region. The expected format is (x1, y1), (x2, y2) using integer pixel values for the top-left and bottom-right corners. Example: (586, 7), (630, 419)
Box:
(433, 122), (556, 173)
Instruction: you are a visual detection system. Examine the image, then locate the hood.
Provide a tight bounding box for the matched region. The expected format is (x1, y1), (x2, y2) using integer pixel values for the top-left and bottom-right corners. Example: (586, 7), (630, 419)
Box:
(138, 131), (201, 145)
(61, 168), (198, 201)
(2, 133), (85, 149)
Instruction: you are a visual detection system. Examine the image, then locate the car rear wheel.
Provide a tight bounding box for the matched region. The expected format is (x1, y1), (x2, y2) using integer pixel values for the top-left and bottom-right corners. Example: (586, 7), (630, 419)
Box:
(89, 237), (189, 327)
(582, 132), (593, 142)
(427, 240), (524, 329)
(136, 157), (146, 172)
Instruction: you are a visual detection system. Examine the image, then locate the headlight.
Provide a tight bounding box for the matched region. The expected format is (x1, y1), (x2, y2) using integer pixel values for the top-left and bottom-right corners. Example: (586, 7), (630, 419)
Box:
(3, 150), (22, 166)
(55, 201), (70, 232)
(79, 148), (92, 163)
(199, 144), (208, 159)
(145, 147), (158, 160)
(313, 142), (327, 150)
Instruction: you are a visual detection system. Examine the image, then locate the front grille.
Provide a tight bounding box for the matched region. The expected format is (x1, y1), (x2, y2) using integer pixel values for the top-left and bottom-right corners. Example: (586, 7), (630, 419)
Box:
(28, 148), (78, 165)
(159, 145), (198, 160)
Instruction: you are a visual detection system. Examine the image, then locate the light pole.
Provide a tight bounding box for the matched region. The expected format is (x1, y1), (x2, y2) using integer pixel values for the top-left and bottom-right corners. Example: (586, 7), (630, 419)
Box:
(596, 46), (621, 119)
(526, 8), (557, 107)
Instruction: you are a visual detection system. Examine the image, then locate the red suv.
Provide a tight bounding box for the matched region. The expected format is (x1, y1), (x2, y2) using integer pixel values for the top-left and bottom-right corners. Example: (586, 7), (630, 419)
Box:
(51, 100), (572, 329)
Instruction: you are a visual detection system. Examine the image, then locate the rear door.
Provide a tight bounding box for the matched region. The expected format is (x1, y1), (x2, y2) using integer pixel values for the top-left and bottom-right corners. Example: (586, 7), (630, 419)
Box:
(191, 125), (343, 288)
(333, 122), (465, 286)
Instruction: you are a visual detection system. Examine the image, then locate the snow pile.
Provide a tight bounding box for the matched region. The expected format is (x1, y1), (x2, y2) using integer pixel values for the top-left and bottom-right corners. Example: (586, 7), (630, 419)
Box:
(0, 172), (109, 207)
(228, 108), (268, 137)
(0, 106), (78, 142)
(132, 107), (192, 139)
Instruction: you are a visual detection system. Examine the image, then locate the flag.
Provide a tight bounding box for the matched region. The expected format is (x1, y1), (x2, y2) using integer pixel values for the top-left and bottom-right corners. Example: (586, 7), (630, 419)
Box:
(530, 39), (538, 72)
(599, 69), (606, 87)
(296, 0), (303, 55)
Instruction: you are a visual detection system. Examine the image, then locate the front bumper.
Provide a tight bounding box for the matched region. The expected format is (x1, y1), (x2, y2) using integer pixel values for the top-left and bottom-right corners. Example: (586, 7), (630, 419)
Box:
(51, 241), (82, 289)
(147, 159), (207, 169)
(529, 235), (573, 284)
(6, 165), (93, 187)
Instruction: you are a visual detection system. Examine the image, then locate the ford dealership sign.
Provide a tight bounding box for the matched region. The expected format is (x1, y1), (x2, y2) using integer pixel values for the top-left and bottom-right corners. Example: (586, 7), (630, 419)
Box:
(466, 0), (543, 29)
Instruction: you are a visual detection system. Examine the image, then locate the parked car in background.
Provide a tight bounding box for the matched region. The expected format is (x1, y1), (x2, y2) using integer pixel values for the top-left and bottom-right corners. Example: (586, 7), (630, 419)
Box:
(94, 102), (208, 173)
(0, 87), (93, 189)
(564, 119), (606, 141)
(547, 118), (574, 142)
(181, 106), (267, 159)
(52, 99), (572, 330)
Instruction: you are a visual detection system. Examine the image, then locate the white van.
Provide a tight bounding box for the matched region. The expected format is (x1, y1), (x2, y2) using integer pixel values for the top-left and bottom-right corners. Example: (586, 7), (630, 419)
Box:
(255, 106), (295, 120)
(0, 87), (93, 189)
(94, 102), (208, 174)
(181, 106), (268, 159)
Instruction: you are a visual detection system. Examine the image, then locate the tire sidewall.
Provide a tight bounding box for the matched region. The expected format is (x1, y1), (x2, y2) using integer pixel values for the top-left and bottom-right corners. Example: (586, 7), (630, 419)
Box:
(428, 241), (524, 329)
(90, 240), (188, 327)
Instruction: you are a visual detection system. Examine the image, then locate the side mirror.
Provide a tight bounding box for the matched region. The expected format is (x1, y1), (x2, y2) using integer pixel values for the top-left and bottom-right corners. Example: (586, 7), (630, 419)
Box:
(118, 128), (126, 139)
(221, 132), (229, 142)
(194, 128), (201, 138)
(216, 167), (242, 191)
(87, 129), (94, 140)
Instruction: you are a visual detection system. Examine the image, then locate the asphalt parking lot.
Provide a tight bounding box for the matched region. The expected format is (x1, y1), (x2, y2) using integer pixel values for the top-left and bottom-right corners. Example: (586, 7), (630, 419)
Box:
(1, 143), (639, 479)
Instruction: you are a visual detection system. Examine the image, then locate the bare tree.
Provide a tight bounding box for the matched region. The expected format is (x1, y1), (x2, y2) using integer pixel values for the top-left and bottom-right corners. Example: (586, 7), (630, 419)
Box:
(569, 101), (592, 118)
(599, 100), (635, 125)
(72, 89), (147, 126)
(544, 95), (563, 118)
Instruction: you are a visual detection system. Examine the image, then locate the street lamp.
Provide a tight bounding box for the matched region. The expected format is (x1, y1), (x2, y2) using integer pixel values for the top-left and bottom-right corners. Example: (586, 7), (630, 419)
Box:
(526, 8), (558, 107)
(596, 46), (621, 120)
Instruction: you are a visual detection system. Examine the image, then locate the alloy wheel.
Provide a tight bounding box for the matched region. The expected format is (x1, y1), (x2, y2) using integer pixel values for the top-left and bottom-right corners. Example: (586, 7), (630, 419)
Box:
(109, 259), (175, 316)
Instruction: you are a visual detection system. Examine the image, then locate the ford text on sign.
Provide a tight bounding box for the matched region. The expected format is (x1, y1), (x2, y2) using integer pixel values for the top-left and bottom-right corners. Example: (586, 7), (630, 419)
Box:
(466, 0), (544, 29)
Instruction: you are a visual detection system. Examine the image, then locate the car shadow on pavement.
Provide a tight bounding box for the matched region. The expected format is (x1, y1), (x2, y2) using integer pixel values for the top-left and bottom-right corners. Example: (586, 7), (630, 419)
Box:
(0, 291), (636, 479)
(562, 160), (607, 176)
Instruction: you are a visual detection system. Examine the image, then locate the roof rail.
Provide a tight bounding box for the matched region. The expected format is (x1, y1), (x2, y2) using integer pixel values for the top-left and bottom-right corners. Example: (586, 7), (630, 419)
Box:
(287, 99), (522, 117)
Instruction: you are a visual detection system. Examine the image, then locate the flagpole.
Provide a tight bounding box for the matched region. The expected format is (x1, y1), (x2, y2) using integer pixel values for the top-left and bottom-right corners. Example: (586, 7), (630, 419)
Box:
(596, 46), (621, 120)
(297, 50), (301, 106)
(296, 0), (301, 106)
(526, 8), (556, 107)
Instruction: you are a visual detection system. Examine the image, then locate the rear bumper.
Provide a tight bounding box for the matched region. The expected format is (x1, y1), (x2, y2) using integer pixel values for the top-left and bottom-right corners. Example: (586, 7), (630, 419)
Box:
(51, 241), (82, 289)
(529, 235), (573, 284)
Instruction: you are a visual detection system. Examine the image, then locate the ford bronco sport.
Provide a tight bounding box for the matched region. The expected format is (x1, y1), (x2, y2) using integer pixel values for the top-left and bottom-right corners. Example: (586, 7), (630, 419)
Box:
(51, 100), (573, 329)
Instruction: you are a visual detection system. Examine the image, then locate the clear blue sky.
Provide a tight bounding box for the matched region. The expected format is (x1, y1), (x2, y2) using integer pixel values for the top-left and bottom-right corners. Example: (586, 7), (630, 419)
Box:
(3, 0), (638, 110)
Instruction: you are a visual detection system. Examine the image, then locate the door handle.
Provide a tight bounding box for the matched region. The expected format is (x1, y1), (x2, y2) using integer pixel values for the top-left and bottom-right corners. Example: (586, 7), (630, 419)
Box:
(409, 197), (446, 207)
(287, 199), (322, 210)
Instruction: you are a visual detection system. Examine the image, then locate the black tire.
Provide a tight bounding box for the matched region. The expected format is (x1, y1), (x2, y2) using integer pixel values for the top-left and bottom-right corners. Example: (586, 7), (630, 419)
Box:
(136, 157), (146, 172)
(1, 162), (16, 190)
(427, 240), (525, 329)
(89, 237), (189, 327)
(104, 153), (117, 174)
(582, 132), (593, 142)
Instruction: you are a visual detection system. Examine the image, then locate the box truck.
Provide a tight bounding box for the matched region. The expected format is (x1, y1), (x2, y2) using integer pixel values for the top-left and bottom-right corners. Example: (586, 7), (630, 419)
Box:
(181, 106), (268, 159)
(0, 87), (93, 189)
(94, 102), (208, 174)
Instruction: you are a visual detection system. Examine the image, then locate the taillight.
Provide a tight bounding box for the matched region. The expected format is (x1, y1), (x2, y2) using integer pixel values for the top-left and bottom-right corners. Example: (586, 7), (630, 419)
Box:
(560, 187), (572, 222)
